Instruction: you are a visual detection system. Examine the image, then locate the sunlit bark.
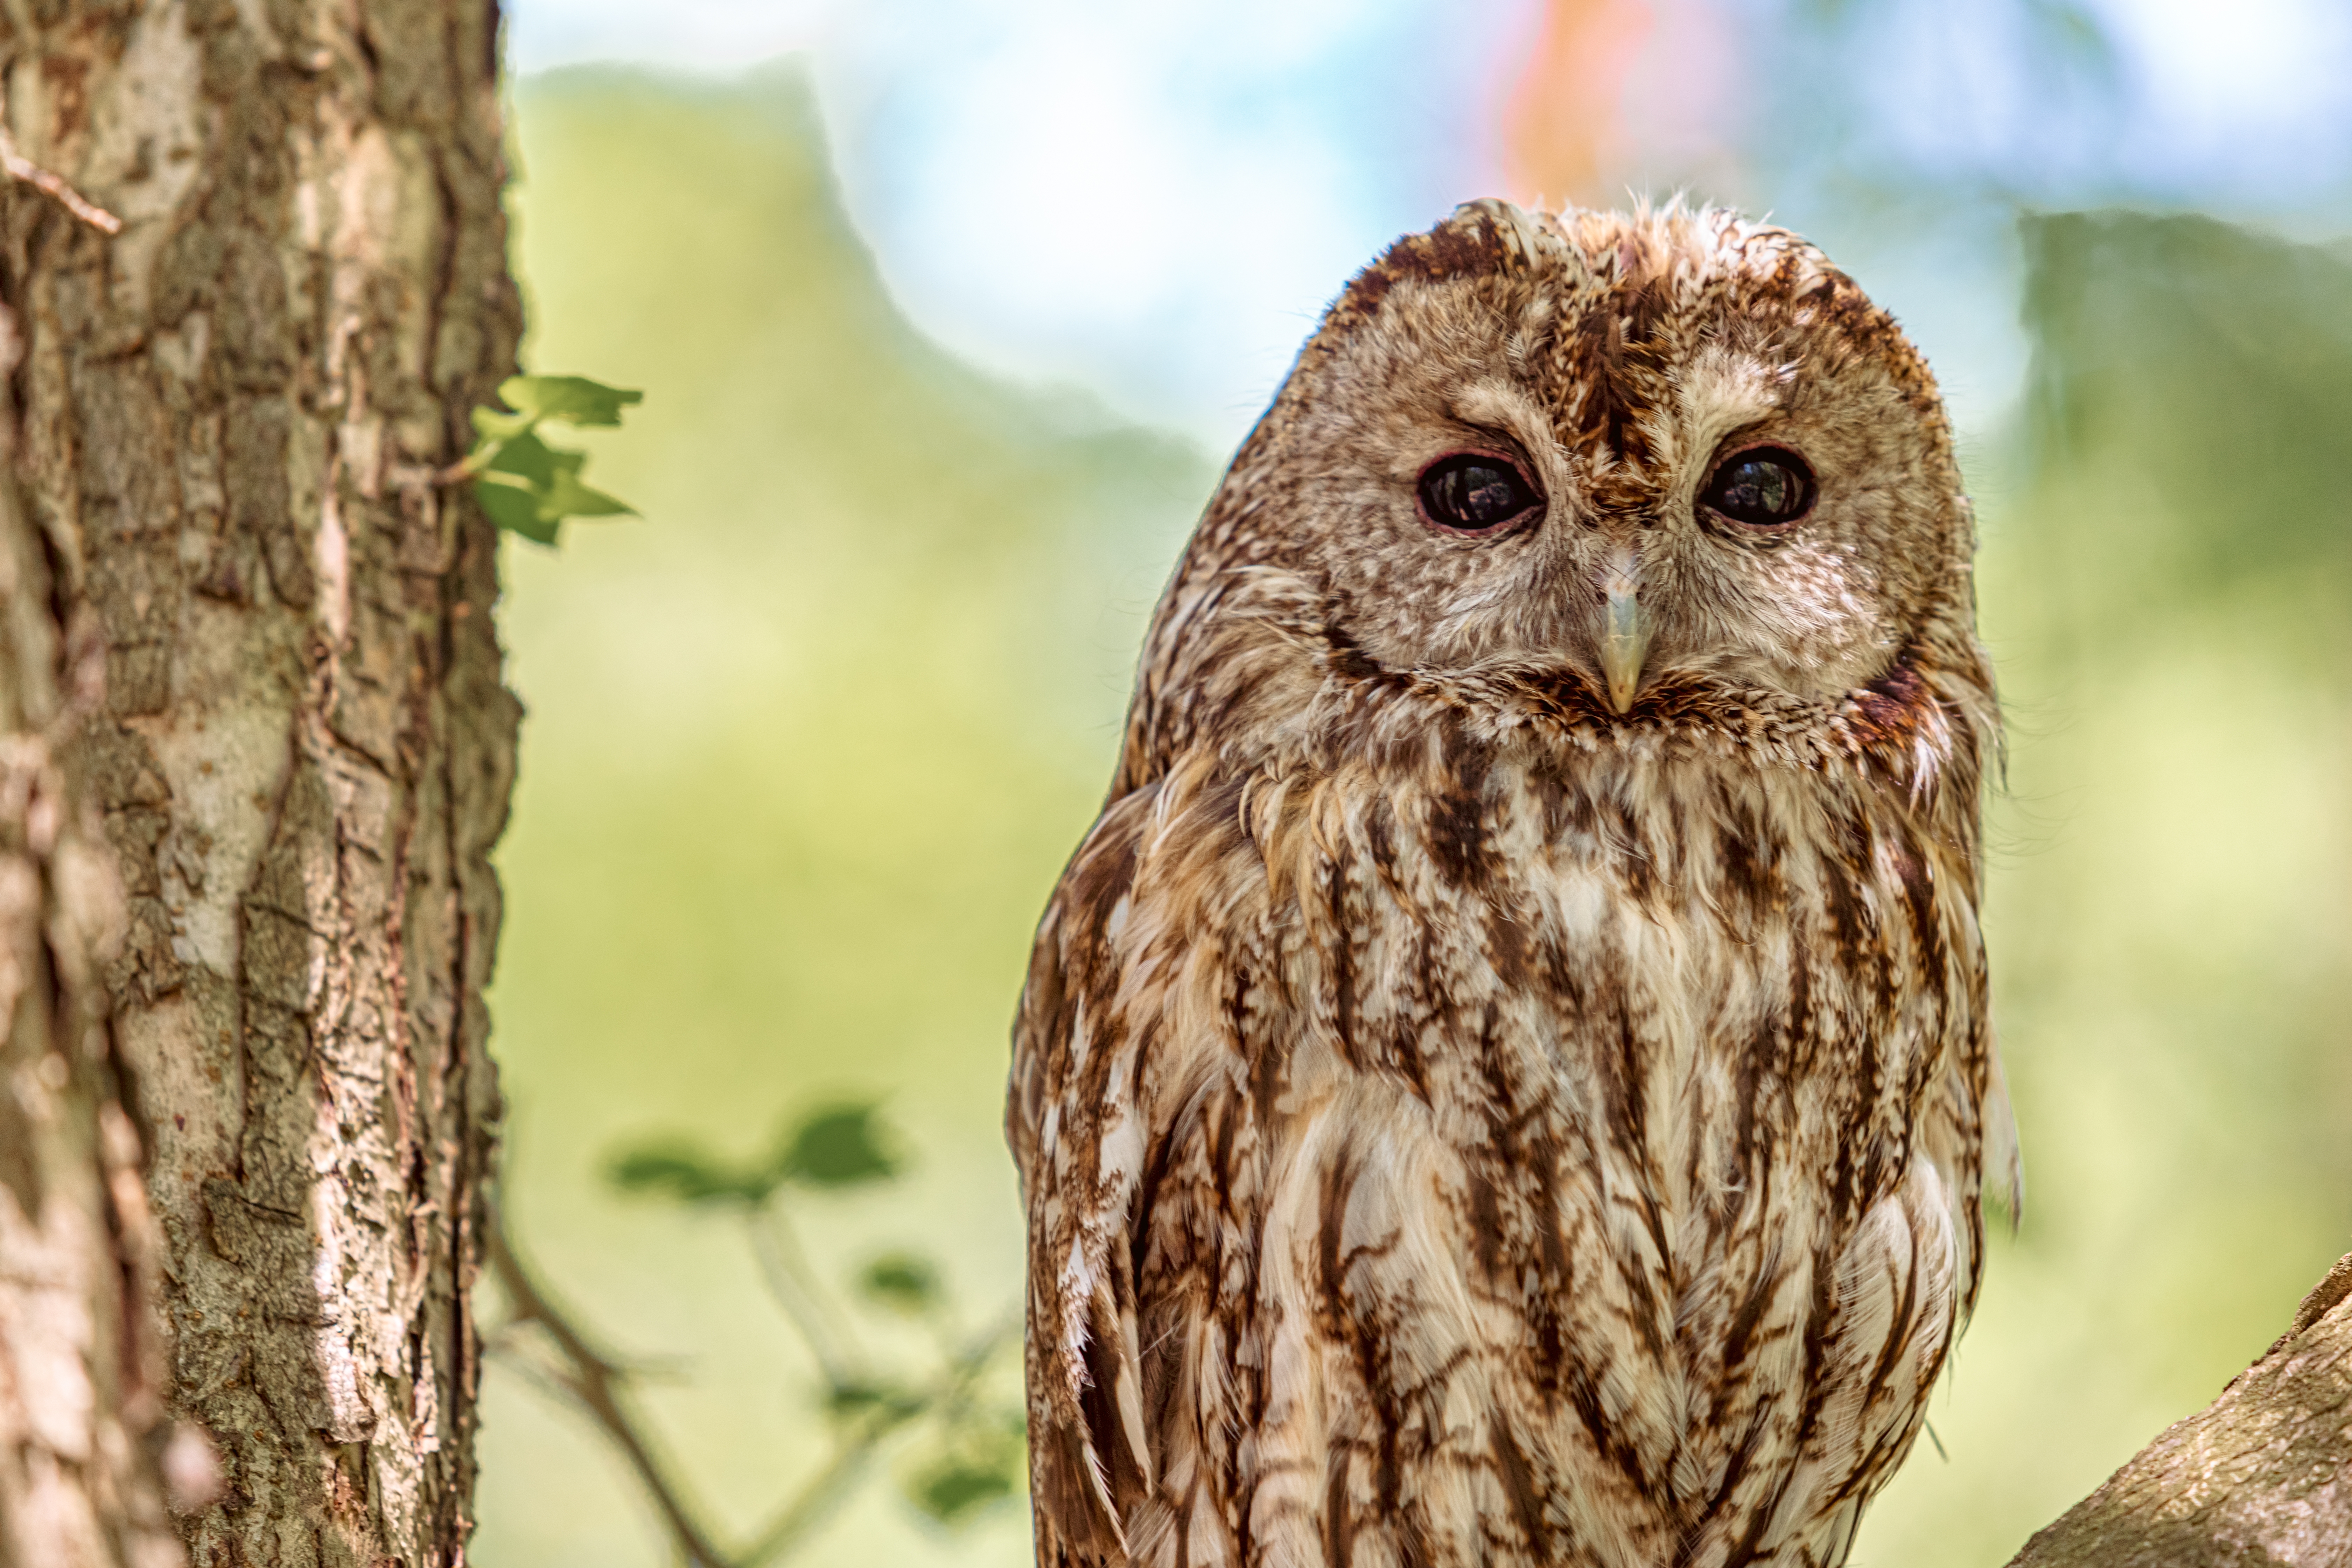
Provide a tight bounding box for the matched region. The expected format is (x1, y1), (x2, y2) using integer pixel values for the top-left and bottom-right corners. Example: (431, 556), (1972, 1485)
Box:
(0, 1), (519, 1562)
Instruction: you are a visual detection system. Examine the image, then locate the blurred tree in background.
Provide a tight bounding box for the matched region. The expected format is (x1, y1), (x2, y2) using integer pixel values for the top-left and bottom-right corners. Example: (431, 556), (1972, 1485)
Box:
(476, 16), (2352, 1568)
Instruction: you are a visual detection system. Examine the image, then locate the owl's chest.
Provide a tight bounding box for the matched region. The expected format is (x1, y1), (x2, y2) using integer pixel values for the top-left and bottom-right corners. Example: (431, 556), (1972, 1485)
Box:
(1287, 772), (1958, 1149)
(1219, 783), (1974, 1560)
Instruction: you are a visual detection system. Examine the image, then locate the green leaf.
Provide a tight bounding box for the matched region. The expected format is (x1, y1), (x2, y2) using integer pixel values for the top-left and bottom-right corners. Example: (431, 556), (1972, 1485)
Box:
(465, 370), (643, 545)
(826, 1379), (924, 1421)
(540, 470), (637, 519)
(483, 428), (565, 488)
(475, 433), (631, 541)
(901, 1397), (1026, 1525)
(498, 374), (644, 428)
(606, 1142), (776, 1206)
(469, 405), (536, 444)
(475, 475), (559, 545)
(824, 1380), (891, 1417)
(859, 1252), (941, 1315)
(774, 1104), (901, 1190)
(904, 1451), (1020, 1526)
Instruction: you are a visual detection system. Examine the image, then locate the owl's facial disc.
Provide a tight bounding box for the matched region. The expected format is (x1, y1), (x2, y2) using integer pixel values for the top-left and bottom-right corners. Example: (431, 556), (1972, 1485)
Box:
(1581, 433), (1855, 709)
(1228, 205), (1972, 716)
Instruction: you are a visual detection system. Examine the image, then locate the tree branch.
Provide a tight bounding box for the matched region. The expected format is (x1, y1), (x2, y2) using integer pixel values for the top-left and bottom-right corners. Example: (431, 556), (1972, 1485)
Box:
(486, 1214), (733, 1568)
(0, 127), (121, 233)
(735, 1311), (1020, 1568)
(486, 1200), (1022, 1567)
(2008, 1250), (2352, 1567)
(744, 1201), (866, 1391)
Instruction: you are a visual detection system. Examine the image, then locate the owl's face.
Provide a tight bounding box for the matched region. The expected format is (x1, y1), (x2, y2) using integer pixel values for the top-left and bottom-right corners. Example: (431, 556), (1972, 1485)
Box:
(1219, 202), (1971, 712)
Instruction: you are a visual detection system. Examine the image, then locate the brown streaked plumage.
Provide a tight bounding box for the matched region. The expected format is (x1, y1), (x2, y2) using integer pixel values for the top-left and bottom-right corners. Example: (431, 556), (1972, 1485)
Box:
(1009, 200), (2020, 1568)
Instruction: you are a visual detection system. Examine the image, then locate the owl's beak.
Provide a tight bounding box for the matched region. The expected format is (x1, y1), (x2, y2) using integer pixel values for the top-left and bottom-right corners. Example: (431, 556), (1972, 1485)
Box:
(1599, 546), (1651, 714)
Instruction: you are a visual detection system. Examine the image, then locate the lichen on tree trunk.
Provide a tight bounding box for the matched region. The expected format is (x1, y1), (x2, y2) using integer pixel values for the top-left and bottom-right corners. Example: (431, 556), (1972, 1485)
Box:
(0, 1), (521, 1563)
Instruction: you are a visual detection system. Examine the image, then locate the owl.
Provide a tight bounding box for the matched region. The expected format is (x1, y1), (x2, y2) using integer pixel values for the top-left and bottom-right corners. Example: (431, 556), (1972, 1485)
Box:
(1007, 199), (2021, 1568)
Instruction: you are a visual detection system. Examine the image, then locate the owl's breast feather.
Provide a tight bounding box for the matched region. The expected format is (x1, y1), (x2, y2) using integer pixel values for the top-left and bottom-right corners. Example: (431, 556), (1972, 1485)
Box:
(1015, 712), (2003, 1567)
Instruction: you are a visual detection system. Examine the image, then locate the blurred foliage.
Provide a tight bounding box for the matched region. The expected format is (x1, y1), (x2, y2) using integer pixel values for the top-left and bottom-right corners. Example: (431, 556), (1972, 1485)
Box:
(861, 1252), (943, 1314)
(602, 1104), (1026, 1542)
(1860, 212), (2352, 1564)
(609, 1104), (904, 1205)
(483, 1103), (1021, 1568)
(468, 373), (645, 543)
(2021, 211), (2352, 602)
(477, 49), (2352, 1568)
(477, 62), (1203, 1568)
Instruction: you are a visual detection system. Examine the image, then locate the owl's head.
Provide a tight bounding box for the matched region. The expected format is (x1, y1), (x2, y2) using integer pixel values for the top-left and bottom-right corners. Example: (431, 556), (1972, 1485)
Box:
(1134, 200), (1982, 772)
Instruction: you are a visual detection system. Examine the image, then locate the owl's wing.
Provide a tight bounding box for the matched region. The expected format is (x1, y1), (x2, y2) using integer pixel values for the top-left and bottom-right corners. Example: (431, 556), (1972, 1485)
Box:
(1918, 1014), (2023, 1323)
(1008, 784), (1166, 1564)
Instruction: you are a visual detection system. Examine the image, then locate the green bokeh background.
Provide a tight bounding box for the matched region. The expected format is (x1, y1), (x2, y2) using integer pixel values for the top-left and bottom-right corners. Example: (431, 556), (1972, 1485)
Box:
(476, 67), (2352, 1568)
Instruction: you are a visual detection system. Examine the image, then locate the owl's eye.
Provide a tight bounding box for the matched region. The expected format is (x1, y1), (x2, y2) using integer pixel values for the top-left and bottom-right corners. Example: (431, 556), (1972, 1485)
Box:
(1417, 453), (1542, 534)
(1699, 448), (1816, 528)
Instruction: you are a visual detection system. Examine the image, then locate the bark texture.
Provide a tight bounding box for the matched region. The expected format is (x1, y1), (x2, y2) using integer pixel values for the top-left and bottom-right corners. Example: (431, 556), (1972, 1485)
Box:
(2009, 1252), (2352, 1568)
(0, 470), (182, 1568)
(0, 1), (520, 1563)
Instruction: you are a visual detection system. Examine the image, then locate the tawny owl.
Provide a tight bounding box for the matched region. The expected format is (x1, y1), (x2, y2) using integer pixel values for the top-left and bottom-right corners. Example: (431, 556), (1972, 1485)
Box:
(1007, 199), (2021, 1568)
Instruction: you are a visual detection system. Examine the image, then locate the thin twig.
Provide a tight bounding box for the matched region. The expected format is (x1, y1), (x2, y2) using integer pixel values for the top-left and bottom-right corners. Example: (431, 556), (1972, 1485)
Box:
(486, 1213), (733, 1568)
(490, 1194), (1024, 1566)
(0, 128), (121, 234)
(736, 1310), (1021, 1568)
(439, 411), (539, 484)
(744, 1200), (865, 1390)
(738, 1404), (905, 1568)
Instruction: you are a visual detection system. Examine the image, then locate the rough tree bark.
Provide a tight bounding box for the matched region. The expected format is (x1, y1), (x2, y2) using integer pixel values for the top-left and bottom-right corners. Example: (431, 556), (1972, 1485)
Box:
(0, 451), (183, 1567)
(0, 2), (519, 1564)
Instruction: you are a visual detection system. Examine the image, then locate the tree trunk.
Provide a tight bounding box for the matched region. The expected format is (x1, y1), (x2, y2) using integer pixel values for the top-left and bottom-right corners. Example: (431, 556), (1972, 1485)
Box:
(0, 2), (520, 1564)
(0, 473), (184, 1568)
